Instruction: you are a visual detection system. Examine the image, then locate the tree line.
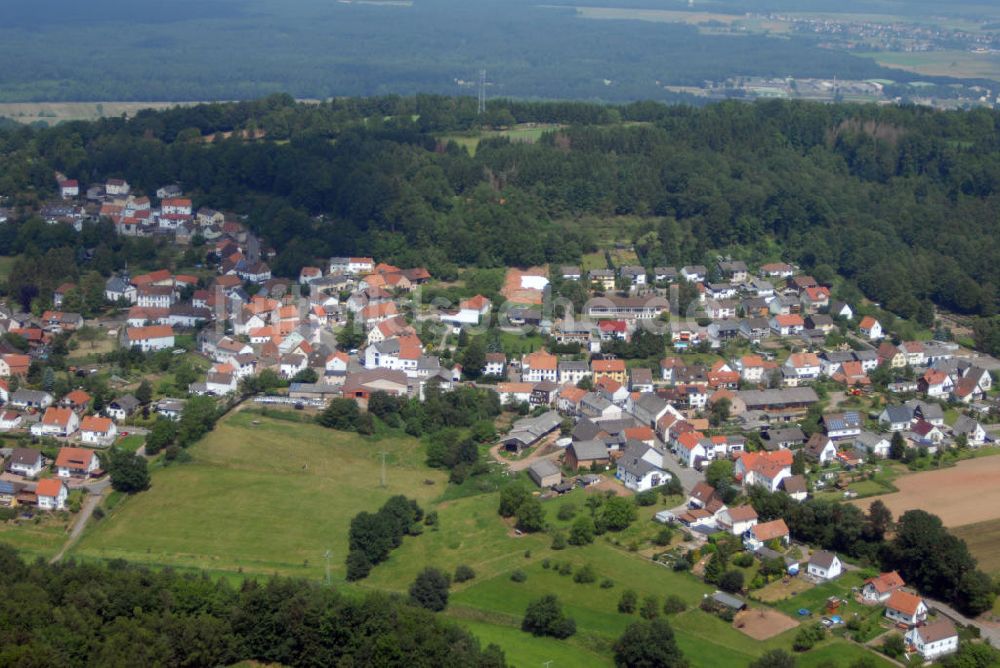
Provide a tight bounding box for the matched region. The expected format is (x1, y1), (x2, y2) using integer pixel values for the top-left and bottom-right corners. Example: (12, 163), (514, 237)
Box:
(2, 97), (999, 319)
(0, 544), (505, 667)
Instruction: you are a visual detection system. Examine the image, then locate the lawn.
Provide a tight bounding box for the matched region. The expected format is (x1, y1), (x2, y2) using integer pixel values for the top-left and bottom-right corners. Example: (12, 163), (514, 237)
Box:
(71, 411), (447, 580)
(859, 50), (1000, 82)
(0, 514), (71, 561)
(772, 571), (868, 617)
(438, 124), (560, 156)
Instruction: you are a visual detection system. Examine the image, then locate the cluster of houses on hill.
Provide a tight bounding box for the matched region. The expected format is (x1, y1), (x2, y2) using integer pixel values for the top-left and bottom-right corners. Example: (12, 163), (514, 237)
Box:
(0, 445), (101, 512)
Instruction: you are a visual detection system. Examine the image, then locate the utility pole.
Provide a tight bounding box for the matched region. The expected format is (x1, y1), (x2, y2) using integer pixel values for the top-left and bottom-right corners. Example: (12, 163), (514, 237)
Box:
(478, 69), (487, 115)
(324, 549), (332, 586)
(378, 451), (388, 488)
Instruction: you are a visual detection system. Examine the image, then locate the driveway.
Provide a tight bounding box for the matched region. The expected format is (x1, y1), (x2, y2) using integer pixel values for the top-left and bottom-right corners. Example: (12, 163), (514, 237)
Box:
(50, 488), (105, 564)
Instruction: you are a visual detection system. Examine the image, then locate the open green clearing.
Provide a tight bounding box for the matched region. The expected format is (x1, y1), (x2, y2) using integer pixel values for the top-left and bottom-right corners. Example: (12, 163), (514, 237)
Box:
(859, 50), (1000, 81)
(72, 410), (447, 579)
(65, 411), (892, 666)
(439, 124), (559, 156)
(0, 515), (69, 562)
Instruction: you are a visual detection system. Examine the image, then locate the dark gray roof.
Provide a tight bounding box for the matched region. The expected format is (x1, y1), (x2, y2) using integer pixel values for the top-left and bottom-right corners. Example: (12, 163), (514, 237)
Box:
(882, 405), (913, 423)
(9, 448), (42, 467)
(570, 439), (609, 461)
(711, 591), (746, 610)
(528, 459), (560, 480)
(809, 550), (839, 569)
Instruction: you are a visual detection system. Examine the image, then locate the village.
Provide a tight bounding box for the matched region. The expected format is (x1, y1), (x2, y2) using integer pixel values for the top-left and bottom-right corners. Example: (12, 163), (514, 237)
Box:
(0, 173), (999, 663)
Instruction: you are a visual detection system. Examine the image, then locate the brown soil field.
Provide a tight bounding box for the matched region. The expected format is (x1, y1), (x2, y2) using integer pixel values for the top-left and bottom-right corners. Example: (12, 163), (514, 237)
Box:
(734, 608), (799, 640)
(852, 457), (1000, 527)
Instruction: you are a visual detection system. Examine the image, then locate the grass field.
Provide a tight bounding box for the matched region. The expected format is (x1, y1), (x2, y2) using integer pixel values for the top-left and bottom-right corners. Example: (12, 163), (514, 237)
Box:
(71, 411), (448, 580)
(64, 409), (893, 667)
(0, 514), (71, 561)
(0, 256), (17, 284)
(859, 50), (1000, 82)
(439, 124), (560, 156)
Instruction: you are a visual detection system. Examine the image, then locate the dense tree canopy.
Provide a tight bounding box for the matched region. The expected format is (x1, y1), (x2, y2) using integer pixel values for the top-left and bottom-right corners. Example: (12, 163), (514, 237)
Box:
(0, 544), (505, 667)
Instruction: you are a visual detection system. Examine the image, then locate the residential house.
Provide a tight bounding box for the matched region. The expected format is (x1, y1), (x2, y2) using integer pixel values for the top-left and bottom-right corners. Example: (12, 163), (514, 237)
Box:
(783, 352), (822, 385)
(953, 415), (987, 447)
(79, 416), (117, 446)
(885, 591), (928, 627)
(759, 262), (795, 279)
(0, 410), (22, 431)
(736, 388), (819, 421)
(905, 620), (958, 661)
(32, 407), (80, 438)
(107, 395), (140, 422)
(35, 478), (68, 511)
(495, 382), (534, 405)
(0, 354), (31, 378)
(879, 405), (913, 432)
(770, 314), (805, 336)
(521, 350), (559, 383)
(591, 358), (627, 385)
(806, 551), (842, 580)
(653, 267), (678, 283)
(908, 400), (945, 426)
(60, 389), (92, 412)
(619, 265), (646, 287)
(616, 441), (671, 492)
(761, 427), (806, 451)
(557, 360), (589, 386)
(823, 411), (863, 440)
(8, 448), (43, 477)
(735, 355), (774, 384)
(718, 260), (748, 283)
(854, 431), (891, 458)
(862, 571), (906, 603)
(676, 431), (708, 468)
(9, 389), (54, 410)
(680, 265), (707, 282)
(858, 316), (883, 340)
(919, 369), (953, 398)
(588, 269), (615, 290)
(804, 434), (837, 464)
(828, 301), (854, 320)
(124, 325), (175, 352)
(628, 368), (654, 393)
(55, 447), (100, 478)
(780, 475), (809, 501)
(735, 450), (793, 491)
(717, 506), (759, 536)
(744, 518), (790, 551)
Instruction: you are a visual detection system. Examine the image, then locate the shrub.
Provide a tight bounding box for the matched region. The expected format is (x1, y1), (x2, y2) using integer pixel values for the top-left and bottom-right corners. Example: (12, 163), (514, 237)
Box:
(663, 595), (687, 615)
(556, 503), (577, 521)
(881, 633), (905, 659)
(558, 562), (573, 576)
(618, 589), (638, 614)
(732, 552), (754, 568)
(793, 623), (825, 652)
(541, 558), (551, 569)
(569, 516), (596, 546)
(635, 489), (657, 506)
(453, 564), (475, 583)
(653, 527), (673, 546)
(600, 578), (615, 589)
(573, 564), (596, 584)
(551, 531), (567, 550)
(639, 595), (660, 620)
(510, 569), (527, 583)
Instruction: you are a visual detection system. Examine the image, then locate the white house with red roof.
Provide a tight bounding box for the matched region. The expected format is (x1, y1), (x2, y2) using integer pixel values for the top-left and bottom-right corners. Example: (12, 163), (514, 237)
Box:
(32, 407), (80, 438)
(858, 316), (883, 340)
(80, 416), (117, 446)
(124, 325), (175, 352)
(59, 179), (79, 199)
(735, 450), (793, 491)
(676, 431), (708, 467)
(55, 447), (100, 478)
(35, 478), (68, 511)
(862, 571), (906, 603)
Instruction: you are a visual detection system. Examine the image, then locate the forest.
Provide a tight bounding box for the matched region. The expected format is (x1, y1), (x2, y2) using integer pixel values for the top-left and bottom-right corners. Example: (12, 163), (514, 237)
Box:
(2, 95), (999, 329)
(0, 544), (506, 666)
(0, 0), (977, 103)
